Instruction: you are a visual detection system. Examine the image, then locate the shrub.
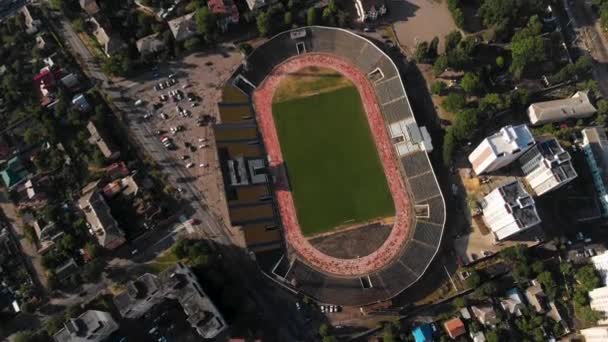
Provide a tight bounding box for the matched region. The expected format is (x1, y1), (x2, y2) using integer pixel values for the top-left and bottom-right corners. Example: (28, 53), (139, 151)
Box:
(431, 81), (447, 95)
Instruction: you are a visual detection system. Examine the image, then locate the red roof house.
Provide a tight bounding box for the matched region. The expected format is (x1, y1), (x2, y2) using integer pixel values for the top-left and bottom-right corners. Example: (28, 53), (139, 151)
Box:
(444, 317), (466, 339)
(207, 0), (239, 31)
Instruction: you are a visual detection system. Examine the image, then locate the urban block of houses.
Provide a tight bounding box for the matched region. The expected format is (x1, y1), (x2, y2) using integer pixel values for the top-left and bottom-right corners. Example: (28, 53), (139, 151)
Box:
(33, 66), (63, 107)
(470, 304), (498, 327)
(468, 124), (535, 175)
(168, 13), (197, 42)
(22, 213), (63, 254)
(443, 317), (466, 339)
(87, 18), (125, 57)
(480, 180), (541, 241)
(525, 279), (550, 313)
(519, 138), (577, 196)
(354, 0), (387, 22)
(136, 33), (165, 56)
(1, 156), (29, 189)
(21, 6), (41, 34)
(113, 263), (227, 339)
(527, 90), (596, 125)
(581, 326), (608, 342)
(581, 127), (608, 216)
(53, 310), (118, 342)
(77, 181), (126, 250)
(500, 288), (525, 317)
(102, 175), (140, 198)
(588, 285), (608, 324)
(87, 121), (120, 160)
(411, 323), (434, 342)
(207, 0), (239, 32)
(592, 251), (608, 286)
(72, 94), (91, 112)
(79, 0), (100, 15)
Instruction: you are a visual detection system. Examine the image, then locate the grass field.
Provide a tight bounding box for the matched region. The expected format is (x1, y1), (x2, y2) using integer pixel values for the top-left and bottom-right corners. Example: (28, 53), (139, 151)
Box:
(272, 72), (394, 237)
(273, 66), (353, 103)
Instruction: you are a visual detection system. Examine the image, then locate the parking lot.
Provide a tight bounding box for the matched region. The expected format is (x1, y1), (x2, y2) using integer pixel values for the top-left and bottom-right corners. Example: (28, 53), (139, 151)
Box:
(117, 47), (245, 246)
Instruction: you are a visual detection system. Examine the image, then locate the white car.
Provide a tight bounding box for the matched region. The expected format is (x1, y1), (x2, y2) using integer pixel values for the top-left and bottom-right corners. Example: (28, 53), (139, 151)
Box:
(199, 144), (208, 148)
(185, 163), (194, 168)
(320, 305), (326, 313)
(134, 99), (143, 106)
(182, 84), (190, 89)
(160, 113), (168, 120)
(198, 138), (207, 142)
(199, 163), (207, 168)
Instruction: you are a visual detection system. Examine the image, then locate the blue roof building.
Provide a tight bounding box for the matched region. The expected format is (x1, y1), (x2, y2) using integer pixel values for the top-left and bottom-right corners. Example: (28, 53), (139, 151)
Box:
(1, 157), (28, 189)
(412, 323), (434, 342)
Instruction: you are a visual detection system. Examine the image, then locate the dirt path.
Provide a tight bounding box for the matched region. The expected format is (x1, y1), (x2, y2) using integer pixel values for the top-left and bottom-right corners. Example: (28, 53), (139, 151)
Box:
(253, 53), (412, 277)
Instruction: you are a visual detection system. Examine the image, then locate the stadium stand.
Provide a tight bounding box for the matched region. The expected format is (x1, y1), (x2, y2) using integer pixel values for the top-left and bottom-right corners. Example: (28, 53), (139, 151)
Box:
(215, 27), (445, 306)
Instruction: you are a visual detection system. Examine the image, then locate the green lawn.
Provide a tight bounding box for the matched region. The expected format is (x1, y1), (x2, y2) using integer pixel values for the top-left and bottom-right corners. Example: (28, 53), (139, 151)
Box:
(272, 86), (394, 236)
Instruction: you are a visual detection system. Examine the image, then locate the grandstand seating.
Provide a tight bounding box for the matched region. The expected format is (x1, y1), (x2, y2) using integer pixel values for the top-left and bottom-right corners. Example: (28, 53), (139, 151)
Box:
(230, 26), (446, 306)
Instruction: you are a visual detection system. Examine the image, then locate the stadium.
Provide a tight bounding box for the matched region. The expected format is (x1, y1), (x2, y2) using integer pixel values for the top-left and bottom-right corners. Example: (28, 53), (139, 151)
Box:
(213, 26), (446, 306)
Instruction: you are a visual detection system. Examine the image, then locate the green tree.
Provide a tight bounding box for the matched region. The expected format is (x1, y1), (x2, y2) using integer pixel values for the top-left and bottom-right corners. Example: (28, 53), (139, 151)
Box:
(319, 323), (329, 336)
(537, 271), (556, 298)
(460, 72), (482, 95)
(531, 260), (545, 275)
(476, 281), (497, 297)
(184, 37), (201, 51)
(452, 108), (479, 141)
(415, 41), (430, 62)
(256, 12), (271, 36)
(195, 7), (216, 38)
(576, 265), (601, 292)
(433, 55), (448, 76)
(306, 7), (318, 26)
(478, 93), (505, 113)
(427, 36), (440, 61)
(84, 242), (100, 259)
(322, 7), (336, 26)
(443, 128), (456, 166)
(13, 331), (38, 342)
(284, 11), (293, 26)
(510, 21), (545, 77)
(71, 17), (85, 32)
(45, 315), (65, 335)
(442, 92), (467, 113)
(496, 55), (505, 68)
(466, 270), (482, 288)
(597, 99), (608, 116)
(431, 81), (447, 95)
(445, 30), (462, 52)
(453, 296), (467, 308)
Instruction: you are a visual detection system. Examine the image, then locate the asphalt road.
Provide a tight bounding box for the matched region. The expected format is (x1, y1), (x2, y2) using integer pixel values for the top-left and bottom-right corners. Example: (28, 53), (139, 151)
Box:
(49, 12), (304, 340)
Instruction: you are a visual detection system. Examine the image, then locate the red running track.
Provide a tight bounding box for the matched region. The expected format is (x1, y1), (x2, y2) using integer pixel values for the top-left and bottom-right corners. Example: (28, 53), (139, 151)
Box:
(253, 53), (411, 277)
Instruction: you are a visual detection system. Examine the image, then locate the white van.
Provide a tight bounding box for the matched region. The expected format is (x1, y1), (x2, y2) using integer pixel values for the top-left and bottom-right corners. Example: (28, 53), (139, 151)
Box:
(134, 99), (143, 106)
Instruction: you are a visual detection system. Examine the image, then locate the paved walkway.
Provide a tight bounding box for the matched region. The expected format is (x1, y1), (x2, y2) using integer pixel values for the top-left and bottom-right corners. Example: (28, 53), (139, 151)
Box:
(253, 53), (412, 277)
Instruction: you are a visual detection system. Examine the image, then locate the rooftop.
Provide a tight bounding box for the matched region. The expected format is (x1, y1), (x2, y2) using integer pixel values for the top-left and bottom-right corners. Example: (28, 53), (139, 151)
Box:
(53, 310), (118, 342)
(519, 138), (577, 196)
(168, 13), (197, 42)
(469, 124), (535, 174)
(528, 91), (597, 125)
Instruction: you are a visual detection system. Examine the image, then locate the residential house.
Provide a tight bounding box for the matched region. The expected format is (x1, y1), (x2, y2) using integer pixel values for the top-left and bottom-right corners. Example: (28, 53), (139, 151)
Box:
(592, 251), (608, 286)
(525, 279), (550, 313)
(78, 181), (126, 250)
(36, 34), (49, 50)
(55, 258), (79, 282)
(21, 6), (41, 34)
(581, 326), (608, 341)
(500, 288), (525, 317)
(53, 310), (118, 342)
(79, 0), (100, 15)
(88, 18), (124, 57)
(354, 0), (387, 22)
(527, 90), (596, 125)
(33, 66), (62, 106)
(1, 157), (29, 189)
(136, 34), (165, 56)
(589, 286), (608, 324)
(102, 175), (140, 198)
(470, 331), (486, 342)
(468, 124), (535, 175)
(72, 94), (91, 112)
(471, 304), (498, 327)
(411, 324), (434, 342)
(443, 317), (465, 339)
(22, 179), (48, 208)
(87, 121), (120, 160)
(480, 180), (541, 241)
(519, 138), (577, 196)
(168, 13), (197, 42)
(31, 219), (63, 254)
(60, 73), (79, 91)
(113, 263), (227, 339)
(207, 0), (239, 32)
(106, 162), (129, 180)
(581, 127), (608, 216)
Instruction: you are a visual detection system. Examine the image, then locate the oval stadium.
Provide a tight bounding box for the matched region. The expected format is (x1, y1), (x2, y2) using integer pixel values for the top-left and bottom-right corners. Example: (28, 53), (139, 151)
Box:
(213, 26), (446, 306)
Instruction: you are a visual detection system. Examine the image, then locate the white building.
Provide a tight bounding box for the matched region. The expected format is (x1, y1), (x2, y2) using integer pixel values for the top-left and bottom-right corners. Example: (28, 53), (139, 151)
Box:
(527, 90), (596, 125)
(519, 138), (577, 196)
(592, 251), (608, 286)
(481, 180), (541, 241)
(581, 326), (608, 341)
(581, 127), (608, 216)
(468, 124), (535, 175)
(589, 286), (608, 324)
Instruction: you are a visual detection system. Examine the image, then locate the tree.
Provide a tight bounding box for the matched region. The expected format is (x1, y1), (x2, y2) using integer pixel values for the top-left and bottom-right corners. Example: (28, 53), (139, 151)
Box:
(478, 93), (505, 113)
(510, 22), (545, 78)
(13, 331), (38, 342)
(71, 17), (85, 32)
(447, 0), (464, 28)
(452, 108), (479, 141)
(496, 55), (505, 68)
(433, 55), (448, 76)
(322, 7), (336, 26)
(442, 92), (466, 113)
(306, 7), (318, 26)
(319, 323), (329, 336)
(466, 270), (482, 288)
(336, 10), (349, 27)
(415, 41), (430, 62)
(576, 265), (601, 292)
(45, 315), (65, 335)
(284, 11), (293, 26)
(195, 7), (216, 38)
(445, 30), (462, 52)
(453, 296), (467, 308)
(431, 81), (447, 95)
(84, 242), (100, 259)
(428, 36), (440, 61)
(382, 324), (396, 342)
(443, 128), (455, 166)
(597, 99), (608, 117)
(184, 37), (201, 51)
(460, 72), (482, 95)
(256, 12), (271, 36)
(537, 271), (556, 298)
(101, 54), (131, 77)
(531, 260), (545, 275)
(476, 281), (498, 297)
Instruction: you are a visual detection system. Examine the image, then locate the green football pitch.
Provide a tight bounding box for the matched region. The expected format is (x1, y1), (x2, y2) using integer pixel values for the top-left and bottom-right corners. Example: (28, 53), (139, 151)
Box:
(272, 85), (395, 237)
